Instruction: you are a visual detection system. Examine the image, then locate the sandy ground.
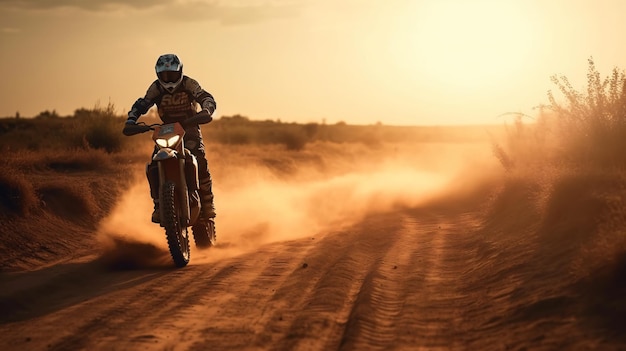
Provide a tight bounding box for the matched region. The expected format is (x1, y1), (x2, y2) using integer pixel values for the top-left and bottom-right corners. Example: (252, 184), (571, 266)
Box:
(1, 204), (622, 350)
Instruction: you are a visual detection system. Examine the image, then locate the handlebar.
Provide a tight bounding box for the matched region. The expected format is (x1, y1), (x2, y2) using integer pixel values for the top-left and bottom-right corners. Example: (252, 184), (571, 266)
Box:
(122, 112), (212, 136)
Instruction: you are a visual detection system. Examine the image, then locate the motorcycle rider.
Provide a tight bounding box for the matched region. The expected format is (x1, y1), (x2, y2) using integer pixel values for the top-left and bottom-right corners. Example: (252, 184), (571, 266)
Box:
(123, 54), (217, 224)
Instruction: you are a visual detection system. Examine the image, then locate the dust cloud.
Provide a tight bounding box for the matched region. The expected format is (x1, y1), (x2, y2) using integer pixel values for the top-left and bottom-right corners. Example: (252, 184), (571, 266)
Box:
(96, 172), (173, 269)
(215, 143), (496, 251)
(96, 142), (498, 267)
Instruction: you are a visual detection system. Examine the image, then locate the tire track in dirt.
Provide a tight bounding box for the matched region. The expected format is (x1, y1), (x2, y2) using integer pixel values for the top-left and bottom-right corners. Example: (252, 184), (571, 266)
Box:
(57, 248), (313, 351)
(337, 211), (485, 350)
(150, 239), (321, 351)
(4, 205), (597, 351)
(268, 214), (403, 351)
(0, 208), (479, 351)
(393, 212), (481, 350)
(0, 236), (322, 351)
(0, 258), (239, 350)
(162, 215), (405, 350)
(337, 215), (416, 350)
(41, 268), (222, 350)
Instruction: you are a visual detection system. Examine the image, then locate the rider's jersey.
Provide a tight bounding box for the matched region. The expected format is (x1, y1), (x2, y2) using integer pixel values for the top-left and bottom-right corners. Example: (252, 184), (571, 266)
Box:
(130, 76), (216, 125)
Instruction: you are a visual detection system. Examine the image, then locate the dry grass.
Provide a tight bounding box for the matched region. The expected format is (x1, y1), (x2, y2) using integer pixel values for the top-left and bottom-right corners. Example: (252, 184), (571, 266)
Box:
(491, 58), (626, 303)
(0, 168), (39, 216)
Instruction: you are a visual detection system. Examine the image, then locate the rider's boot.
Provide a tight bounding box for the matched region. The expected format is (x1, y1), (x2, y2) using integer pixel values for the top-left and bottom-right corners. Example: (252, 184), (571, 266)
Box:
(147, 162), (160, 223)
(199, 177), (216, 220)
(200, 193), (216, 220)
(151, 199), (160, 223)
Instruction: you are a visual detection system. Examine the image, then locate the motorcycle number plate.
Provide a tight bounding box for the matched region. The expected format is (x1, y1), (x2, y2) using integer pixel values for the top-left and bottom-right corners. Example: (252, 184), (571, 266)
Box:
(159, 124), (175, 136)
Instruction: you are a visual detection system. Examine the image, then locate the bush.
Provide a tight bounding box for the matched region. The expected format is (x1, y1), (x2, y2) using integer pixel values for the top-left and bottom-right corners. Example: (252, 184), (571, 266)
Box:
(0, 169), (39, 216)
(491, 59), (626, 295)
(548, 58), (626, 166)
(0, 102), (128, 152)
(495, 58), (626, 170)
(274, 128), (308, 151)
(78, 103), (127, 153)
(215, 126), (253, 145)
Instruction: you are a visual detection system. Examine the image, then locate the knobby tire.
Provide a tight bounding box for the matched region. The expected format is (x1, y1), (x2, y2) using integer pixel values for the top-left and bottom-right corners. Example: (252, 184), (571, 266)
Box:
(192, 219), (216, 249)
(161, 181), (190, 267)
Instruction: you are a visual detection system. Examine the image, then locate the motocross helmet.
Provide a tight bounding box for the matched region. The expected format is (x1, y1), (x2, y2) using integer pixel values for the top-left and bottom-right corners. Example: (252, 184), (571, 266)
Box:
(155, 54), (183, 92)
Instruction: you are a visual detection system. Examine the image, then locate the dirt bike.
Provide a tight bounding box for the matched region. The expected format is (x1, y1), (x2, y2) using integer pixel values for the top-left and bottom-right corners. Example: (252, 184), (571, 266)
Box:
(123, 113), (216, 267)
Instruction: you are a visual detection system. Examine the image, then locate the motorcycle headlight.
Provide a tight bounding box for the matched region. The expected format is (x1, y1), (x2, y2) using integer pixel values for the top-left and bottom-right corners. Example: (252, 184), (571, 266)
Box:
(156, 135), (180, 148)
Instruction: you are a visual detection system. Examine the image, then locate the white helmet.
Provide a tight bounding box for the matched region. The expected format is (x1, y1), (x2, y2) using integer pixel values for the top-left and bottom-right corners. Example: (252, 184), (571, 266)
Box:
(155, 54), (183, 92)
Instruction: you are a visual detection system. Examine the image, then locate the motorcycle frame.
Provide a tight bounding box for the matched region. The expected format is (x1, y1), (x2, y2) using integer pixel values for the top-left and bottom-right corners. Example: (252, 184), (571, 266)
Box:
(152, 123), (192, 227)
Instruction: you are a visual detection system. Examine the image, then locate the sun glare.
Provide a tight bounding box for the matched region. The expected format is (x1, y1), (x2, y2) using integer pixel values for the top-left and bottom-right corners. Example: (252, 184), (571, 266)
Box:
(393, 1), (537, 93)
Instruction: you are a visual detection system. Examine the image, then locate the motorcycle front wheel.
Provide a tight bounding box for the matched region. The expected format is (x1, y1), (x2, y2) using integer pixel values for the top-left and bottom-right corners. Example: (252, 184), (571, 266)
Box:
(161, 181), (190, 267)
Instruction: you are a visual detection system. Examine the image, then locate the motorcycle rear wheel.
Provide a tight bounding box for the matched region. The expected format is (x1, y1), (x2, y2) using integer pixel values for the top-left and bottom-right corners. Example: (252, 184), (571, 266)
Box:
(192, 218), (216, 249)
(161, 181), (190, 267)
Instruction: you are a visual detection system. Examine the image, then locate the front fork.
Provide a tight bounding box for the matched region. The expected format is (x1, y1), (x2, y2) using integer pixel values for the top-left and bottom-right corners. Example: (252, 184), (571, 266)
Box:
(156, 156), (191, 227)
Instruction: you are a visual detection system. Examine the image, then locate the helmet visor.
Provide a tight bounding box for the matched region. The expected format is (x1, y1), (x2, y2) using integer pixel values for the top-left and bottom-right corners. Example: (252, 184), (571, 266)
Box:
(158, 71), (181, 83)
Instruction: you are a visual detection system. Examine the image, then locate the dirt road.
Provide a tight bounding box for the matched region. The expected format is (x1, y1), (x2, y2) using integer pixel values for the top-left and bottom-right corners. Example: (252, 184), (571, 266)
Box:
(1, 202), (620, 351)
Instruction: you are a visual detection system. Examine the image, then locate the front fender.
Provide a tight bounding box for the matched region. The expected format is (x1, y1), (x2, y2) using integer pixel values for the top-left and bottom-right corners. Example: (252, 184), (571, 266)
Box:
(153, 148), (179, 162)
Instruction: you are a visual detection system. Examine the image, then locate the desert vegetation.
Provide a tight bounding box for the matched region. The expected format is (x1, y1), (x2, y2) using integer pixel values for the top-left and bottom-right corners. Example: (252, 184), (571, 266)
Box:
(1, 104), (501, 153)
(491, 58), (626, 320)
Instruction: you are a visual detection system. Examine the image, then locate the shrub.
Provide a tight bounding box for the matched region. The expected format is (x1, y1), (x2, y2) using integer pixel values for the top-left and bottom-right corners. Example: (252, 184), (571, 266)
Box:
(216, 127), (253, 145)
(35, 110), (61, 119)
(78, 102), (127, 153)
(0, 102), (128, 152)
(547, 58), (626, 166)
(274, 128), (308, 151)
(491, 59), (626, 294)
(495, 58), (626, 170)
(0, 168), (39, 215)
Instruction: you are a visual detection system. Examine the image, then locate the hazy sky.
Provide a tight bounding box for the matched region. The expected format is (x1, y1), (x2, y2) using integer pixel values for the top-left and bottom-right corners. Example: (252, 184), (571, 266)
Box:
(1, 0), (625, 125)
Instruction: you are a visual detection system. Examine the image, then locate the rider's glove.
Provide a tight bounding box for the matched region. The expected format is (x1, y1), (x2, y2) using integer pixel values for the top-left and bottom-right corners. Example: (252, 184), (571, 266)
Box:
(181, 110), (212, 129)
(196, 109), (213, 125)
(199, 109), (213, 123)
(201, 108), (212, 116)
(123, 119), (139, 135)
(126, 111), (139, 124)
